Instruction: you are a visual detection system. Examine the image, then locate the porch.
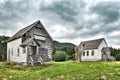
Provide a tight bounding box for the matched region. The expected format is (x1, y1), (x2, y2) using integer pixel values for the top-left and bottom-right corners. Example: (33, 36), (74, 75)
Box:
(28, 46), (51, 66)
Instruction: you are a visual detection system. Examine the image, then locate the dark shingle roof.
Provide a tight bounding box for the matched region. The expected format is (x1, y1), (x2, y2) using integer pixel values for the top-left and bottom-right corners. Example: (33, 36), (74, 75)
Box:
(79, 38), (106, 50)
(7, 20), (40, 42)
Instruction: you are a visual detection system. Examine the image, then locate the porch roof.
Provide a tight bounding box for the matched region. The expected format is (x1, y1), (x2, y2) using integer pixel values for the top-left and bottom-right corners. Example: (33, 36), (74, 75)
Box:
(20, 38), (32, 47)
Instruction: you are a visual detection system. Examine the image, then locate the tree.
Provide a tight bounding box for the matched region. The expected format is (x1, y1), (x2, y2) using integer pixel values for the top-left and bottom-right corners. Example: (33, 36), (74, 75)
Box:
(0, 36), (9, 61)
(53, 41), (75, 60)
(111, 48), (120, 61)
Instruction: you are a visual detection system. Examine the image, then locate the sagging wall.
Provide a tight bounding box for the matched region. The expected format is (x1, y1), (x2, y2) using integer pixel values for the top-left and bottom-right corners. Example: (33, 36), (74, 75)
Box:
(7, 38), (27, 63)
(27, 26), (53, 59)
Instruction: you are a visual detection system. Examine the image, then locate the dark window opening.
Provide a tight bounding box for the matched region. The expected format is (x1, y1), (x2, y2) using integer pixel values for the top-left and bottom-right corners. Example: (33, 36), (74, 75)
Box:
(23, 47), (26, 53)
(91, 50), (94, 56)
(31, 46), (37, 55)
(11, 48), (13, 56)
(18, 48), (19, 53)
(87, 51), (89, 56)
(83, 51), (85, 56)
(17, 48), (20, 56)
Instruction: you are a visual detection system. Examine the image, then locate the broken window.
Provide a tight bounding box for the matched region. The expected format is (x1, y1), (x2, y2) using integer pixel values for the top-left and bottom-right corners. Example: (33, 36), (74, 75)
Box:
(31, 46), (37, 55)
(34, 34), (46, 41)
(23, 47), (26, 53)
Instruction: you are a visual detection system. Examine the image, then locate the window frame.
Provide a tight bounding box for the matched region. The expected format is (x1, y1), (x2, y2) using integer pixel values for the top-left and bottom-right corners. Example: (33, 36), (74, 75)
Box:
(83, 51), (85, 56)
(11, 48), (13, 56)
(8, 48), (10, 55)
(87, 51), (89, 56)
(17, 48), (20, 56)
(91, 50), (94, 56)
(23, 47), (26, 53)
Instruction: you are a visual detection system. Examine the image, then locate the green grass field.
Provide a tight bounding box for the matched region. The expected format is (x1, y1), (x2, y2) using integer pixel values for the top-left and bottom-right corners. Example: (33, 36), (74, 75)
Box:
(0, 61), (120, 80)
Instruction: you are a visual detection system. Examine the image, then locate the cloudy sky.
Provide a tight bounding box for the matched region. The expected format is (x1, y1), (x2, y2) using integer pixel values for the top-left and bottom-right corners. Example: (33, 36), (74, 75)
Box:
(0, 0), (120, 48)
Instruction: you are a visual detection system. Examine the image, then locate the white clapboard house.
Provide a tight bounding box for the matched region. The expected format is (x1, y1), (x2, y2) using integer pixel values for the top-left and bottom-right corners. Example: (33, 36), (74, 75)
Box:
(76, 38), (115, 61)
(7, 20), (53, 65)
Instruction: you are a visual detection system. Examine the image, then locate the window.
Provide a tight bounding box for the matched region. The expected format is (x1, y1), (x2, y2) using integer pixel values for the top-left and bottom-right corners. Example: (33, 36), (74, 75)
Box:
(87, 51), (89, 56)
(91, 50), (94, 56)
(23, 47), (26, 53)
(8, 48), (10, 55)
(17, 48), (19, 53)
(83, 51), (85, 56)
(83, 44), (85, 47)
(17, 48), (20, 56)
(34, 35), (46, 41)
(11, 48), (13, 56)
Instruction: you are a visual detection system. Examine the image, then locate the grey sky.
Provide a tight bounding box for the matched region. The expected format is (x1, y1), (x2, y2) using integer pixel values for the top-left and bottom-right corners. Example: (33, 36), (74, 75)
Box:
(0, 0), (120, 48)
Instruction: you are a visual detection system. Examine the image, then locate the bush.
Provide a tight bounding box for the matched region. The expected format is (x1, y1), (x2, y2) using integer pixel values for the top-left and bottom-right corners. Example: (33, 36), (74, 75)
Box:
(53, 51), (67, 62)
(66, 54), (75, 60)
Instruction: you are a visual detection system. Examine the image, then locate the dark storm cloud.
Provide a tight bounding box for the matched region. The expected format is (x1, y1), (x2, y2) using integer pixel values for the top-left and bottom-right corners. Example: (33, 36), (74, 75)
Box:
(84, 2), (120, 35)
(53, 1), (120, 47)
(39, 0), (120, 47)
(0, 0), (30, 21)
(0, 0), (31, 31)
(91, 2), (120, 24)
(0, 0), (120, 47)
(40, 0), (85, 24)
(41, 1), (77, 22)
(84, 1), (120, 47)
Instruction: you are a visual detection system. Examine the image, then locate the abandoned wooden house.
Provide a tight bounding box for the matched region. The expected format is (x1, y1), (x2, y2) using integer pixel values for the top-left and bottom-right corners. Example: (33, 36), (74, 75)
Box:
(7, 20), (53, 65)
(75, 38), (115, 62)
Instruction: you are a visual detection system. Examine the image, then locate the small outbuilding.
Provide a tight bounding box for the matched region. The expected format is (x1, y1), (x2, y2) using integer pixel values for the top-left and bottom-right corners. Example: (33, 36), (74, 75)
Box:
(75, 38), (115, 62)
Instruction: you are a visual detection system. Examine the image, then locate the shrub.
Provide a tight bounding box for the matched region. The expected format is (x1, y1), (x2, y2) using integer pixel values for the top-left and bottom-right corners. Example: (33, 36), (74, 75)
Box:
(66, 55), (71, 60)
(66, 54), (75, 60)
(53, 51), (67, 62)
(71, 54), (75, 60)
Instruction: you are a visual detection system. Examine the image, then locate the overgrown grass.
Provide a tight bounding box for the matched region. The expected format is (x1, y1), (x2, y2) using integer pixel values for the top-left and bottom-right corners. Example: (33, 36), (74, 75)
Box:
(0, 61), (120, 80)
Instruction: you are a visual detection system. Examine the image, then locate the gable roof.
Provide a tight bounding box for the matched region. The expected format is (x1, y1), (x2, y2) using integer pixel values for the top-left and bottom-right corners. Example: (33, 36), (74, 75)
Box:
(79, 38), (106, 50)
(7, 20), (52, 42)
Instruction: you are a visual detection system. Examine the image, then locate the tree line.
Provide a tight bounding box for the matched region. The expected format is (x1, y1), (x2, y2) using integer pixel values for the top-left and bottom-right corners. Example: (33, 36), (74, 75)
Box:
(0, 35), (120, 61)
(0, 36), (9, 61)
(111, 48), (120, 61)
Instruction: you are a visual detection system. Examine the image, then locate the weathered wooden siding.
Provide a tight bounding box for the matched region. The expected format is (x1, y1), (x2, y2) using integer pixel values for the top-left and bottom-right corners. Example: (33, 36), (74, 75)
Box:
(7, 21), (53, 65)
(26, 25), (53, 59)
(7, 38), (27, 63)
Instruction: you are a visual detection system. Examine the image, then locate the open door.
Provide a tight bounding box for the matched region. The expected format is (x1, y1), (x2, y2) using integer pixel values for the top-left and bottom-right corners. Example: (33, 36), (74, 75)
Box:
(31, 46), (37, 55)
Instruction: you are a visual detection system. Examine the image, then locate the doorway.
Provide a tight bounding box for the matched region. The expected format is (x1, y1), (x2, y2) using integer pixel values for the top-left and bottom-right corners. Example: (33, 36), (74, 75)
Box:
(31, 46), (37, 55)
